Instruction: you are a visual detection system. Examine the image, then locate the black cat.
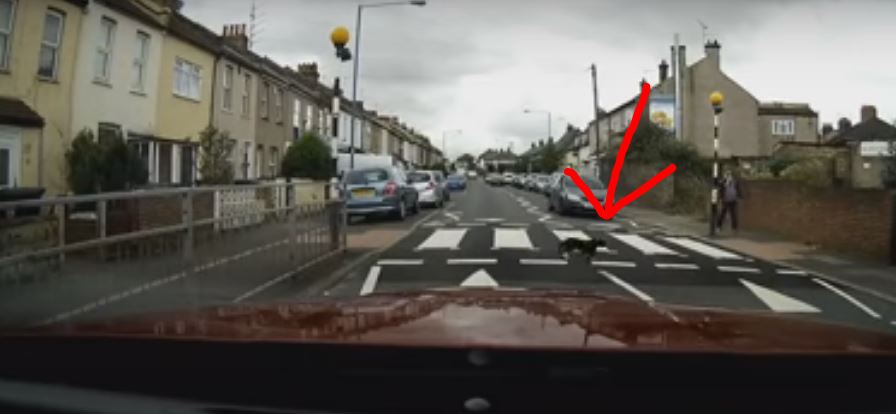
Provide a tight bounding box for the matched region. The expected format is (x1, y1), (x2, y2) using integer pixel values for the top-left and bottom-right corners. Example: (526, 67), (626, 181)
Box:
(558, 238), (606, 260)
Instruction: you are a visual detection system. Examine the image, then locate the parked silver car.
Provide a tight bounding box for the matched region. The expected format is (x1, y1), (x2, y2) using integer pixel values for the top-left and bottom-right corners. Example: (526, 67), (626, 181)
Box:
(345, 167), (420, 220)
(547, 174), (607, 216)
(408, 170), (449, 208)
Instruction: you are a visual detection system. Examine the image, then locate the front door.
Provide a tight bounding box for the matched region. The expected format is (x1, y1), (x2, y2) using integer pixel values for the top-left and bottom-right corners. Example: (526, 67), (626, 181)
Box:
(0, 126), (22, 189)
(180, 145), (194, 186)
(158, 143), (172, 184)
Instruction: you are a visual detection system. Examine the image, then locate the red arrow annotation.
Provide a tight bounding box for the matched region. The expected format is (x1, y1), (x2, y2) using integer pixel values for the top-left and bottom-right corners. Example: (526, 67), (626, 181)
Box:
(564, 82), (677, 220)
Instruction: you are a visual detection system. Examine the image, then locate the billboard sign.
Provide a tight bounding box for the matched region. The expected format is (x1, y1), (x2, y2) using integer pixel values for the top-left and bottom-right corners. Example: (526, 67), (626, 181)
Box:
(649, 94), (675, 132)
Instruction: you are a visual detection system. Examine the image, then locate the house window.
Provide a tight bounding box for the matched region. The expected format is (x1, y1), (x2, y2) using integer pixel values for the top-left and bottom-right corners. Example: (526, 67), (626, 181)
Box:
(304, 104), (313, 130)
(0, 0), (16, 71)
(255, 144), (263, 178)
(273, 87), (282, 122)
(292, 99), (300, 127)
(95, 17), (116, 82)
(259, 81), (269, 119)
(37, 9), (63, 80)
(222, 64), (234, 111)
(173, 58), (201, 100)
(270, 146), (279, 176)
(772, 119), (795, 136)
(241, 73), (251, 116)
(132, 31), (149, 92)
(0, 128), (20, 188)
(97, 123), (122, 145)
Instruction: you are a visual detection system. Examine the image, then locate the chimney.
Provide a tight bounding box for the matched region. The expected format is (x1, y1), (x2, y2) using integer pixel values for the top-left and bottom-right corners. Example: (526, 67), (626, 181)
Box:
(821, 123), (833, 136)
(658, 59), (669, 83)
(539, 140), (544, 147)
(221, 24), (248, 51)
(704, 39), (721, 68)
(837, 117), (852, 132)
(531, 143), (536, 149)
(860, 105), (877, 123)
(297, 62), (320, 82)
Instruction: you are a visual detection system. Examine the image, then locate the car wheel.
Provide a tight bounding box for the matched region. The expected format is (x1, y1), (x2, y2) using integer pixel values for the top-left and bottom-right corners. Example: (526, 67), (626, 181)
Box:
(412, 198), (421, 214)
(557, 199), (568, 216)
(394, 199), (407, 221)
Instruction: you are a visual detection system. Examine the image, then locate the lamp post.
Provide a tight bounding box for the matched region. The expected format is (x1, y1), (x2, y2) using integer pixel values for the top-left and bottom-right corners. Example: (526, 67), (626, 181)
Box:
(709, 91), (724, 237)
(347, 0), (426, 171)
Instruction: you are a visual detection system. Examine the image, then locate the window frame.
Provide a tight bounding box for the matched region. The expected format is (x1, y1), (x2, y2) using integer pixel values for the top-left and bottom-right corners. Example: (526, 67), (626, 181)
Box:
(259, 81), (269, 119)
(0, 0), (16, 72)
(173, 57), (202, 101)
(95, 16), (116, 83)
(771, 119), (796, 137)
(37, 8), (64, 80)
(273, 86), (282, 123)
(222, 64), (234, 111)
(131, 30), (150, 93)
(241, 73), (251, 117)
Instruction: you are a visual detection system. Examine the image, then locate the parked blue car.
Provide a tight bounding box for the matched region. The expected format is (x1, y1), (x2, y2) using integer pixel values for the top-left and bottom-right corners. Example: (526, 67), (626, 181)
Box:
(445, 174), (467, 191)
(344, 167), (420, 221)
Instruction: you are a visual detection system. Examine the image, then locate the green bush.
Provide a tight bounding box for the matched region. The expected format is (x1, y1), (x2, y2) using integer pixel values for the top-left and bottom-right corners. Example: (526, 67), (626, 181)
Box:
(780, 157), (833, 187)
(768, 157), (797, 178)
(613, 122), (711, 178)
(281, 132), (332, 180)
(65, 128), (148, 194)
(198, 126), (235, 185)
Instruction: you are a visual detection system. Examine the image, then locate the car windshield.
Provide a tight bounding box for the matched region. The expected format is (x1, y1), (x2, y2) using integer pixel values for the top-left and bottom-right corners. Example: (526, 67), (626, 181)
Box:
(346, 169), (389, 185)
(407, 172), (432, 183)
(3, 0), (896, 360)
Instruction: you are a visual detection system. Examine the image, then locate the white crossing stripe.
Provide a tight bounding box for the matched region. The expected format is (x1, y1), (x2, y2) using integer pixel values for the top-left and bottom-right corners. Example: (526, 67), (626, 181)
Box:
(552, 230), (591, 241)
(520, 258), (568, 265)
(377, 259), (424, 266)
(461, 269), (499, 287)
(599, 270), (653, 302)
(360, 266), (382, 296)
(447, 258), (498, 265)
(662, 237), (743, 260)
(444, 212), (460, 221)
(592, 261), (636, 268)
(740, 279), (820, 313)
(719, 266), (760, 273)
(492, 228), (535, 250)
(538, 215), (552, 222)
(610, 233), (680, 256)
(813, 278), (881, 319)
(655, 263), (699, 270)
(776, 269), (808, 276)
(415, 229), (467, 250)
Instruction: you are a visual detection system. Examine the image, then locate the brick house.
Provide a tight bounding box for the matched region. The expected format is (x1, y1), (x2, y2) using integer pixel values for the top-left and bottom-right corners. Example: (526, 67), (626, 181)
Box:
(826, 105), (896, 189)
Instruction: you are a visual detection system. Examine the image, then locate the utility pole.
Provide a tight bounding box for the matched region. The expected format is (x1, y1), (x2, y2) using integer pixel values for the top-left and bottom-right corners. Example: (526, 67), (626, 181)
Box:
(590, 63), (600, 156)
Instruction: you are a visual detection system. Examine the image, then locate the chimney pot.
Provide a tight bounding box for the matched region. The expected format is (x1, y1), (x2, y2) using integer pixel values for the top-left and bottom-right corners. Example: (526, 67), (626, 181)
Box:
(837, 117), (852, 132)
(658, 59), (669, 82)
(704, 39), (721, 68)
(860, 105), (877, 123)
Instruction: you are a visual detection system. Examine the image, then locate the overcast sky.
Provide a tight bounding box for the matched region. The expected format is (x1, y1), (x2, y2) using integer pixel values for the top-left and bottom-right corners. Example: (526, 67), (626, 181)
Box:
(183, 0), (896, 159)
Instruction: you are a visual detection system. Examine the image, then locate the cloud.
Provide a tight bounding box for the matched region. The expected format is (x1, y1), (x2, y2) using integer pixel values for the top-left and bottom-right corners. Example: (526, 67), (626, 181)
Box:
(183, 0), (896, 158)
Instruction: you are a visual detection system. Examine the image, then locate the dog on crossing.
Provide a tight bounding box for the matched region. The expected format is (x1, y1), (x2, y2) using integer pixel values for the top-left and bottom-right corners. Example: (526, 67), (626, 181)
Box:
(558, 237), (606, 260)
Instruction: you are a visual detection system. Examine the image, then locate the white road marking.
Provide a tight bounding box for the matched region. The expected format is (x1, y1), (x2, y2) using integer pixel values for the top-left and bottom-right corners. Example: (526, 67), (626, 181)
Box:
(812, 278), (881, 319)
(447, 258), (498, 265)
(359, 266), (382, 296)
(520, 258), (568, 265)
(492, 228), (535, 250)
(719, 266), (760, 273)
(610, 233), (680, 256)
(415, 228), (467, 250)
(461, 269), (499, 287)
(444, 212), (460, 221)
(422, 221), (443, 228)
(599, 270), (653, 302)
(476, 218), (505, 223)
(538, 215), (552, 222)
(457, 222), (486, 227)
(548, 222), (573, 229)
(739, 279), (821, 313)
(552, 230), (591, 241)
(376, 259), (425, 266)
(776, 269), (808, 276)
(628, 220), (639, 228)
(655, 263), (699, 270)
(662, 237), (743, 260)
(592, 261), (637, 268)
(501, 222), (530, 227)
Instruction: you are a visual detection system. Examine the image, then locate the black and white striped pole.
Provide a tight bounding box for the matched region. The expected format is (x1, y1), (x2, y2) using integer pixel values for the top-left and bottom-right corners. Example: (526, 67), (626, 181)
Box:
(709, 90), (724, 237)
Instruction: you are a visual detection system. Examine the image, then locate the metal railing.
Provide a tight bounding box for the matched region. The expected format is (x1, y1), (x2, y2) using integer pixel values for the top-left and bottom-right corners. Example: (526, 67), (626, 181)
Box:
(0, 181), (346, 328)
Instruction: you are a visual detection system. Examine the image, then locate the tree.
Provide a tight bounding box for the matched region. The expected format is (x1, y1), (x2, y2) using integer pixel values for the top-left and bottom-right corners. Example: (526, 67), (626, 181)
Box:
(457, 153), (475, 168)
(65, 128), (148, 194)
(539, 138), (562, 173)
(198, 126), (235, 185)
(281, 131), (333, 180)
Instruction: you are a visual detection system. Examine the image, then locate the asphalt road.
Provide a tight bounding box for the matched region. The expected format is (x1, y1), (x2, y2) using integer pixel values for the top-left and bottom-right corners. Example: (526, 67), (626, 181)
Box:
(320, 179), (896, 333)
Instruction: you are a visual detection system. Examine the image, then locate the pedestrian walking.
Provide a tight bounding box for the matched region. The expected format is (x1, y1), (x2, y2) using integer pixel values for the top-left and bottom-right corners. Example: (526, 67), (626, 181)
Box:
(716, 169), (742, 233)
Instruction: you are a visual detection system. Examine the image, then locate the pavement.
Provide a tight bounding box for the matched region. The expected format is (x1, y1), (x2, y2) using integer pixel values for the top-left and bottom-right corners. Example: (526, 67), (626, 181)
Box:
(294, 179), (896, 334)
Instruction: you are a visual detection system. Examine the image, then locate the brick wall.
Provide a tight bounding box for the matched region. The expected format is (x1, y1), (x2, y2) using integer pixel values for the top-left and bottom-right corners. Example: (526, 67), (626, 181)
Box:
(134, 193), (214, 230)
(740, 180), (895, 261)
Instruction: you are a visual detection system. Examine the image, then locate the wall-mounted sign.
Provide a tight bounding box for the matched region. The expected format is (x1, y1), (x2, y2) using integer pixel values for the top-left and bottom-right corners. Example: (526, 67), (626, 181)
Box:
(649, 94), (675, 131)
(859, 141), (895, 157)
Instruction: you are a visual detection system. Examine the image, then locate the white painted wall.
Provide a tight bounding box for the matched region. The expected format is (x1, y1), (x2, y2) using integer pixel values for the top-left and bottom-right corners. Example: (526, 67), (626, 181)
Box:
(71, 1), (162, 138)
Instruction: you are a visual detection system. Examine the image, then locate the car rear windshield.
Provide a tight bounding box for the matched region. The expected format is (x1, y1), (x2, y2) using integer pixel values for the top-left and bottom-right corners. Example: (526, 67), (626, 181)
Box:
(448, 175), (464, 180)
(407, 172), (432, 183)
(346, 169), (390, 185)
(563, 175), (604, 189)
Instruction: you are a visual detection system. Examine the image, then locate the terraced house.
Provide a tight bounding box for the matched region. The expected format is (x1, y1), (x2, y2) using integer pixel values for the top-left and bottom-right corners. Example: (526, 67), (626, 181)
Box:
(253, 55), (293, 179)
(213, 23), (258, 181)
(0, 0), (87, 195)
(70, 0), (164, 186)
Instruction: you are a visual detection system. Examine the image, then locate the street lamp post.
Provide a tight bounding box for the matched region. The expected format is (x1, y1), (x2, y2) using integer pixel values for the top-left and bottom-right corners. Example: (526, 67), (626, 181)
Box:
(709, 91), (724, 237)
(348, 0), (426, 170)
